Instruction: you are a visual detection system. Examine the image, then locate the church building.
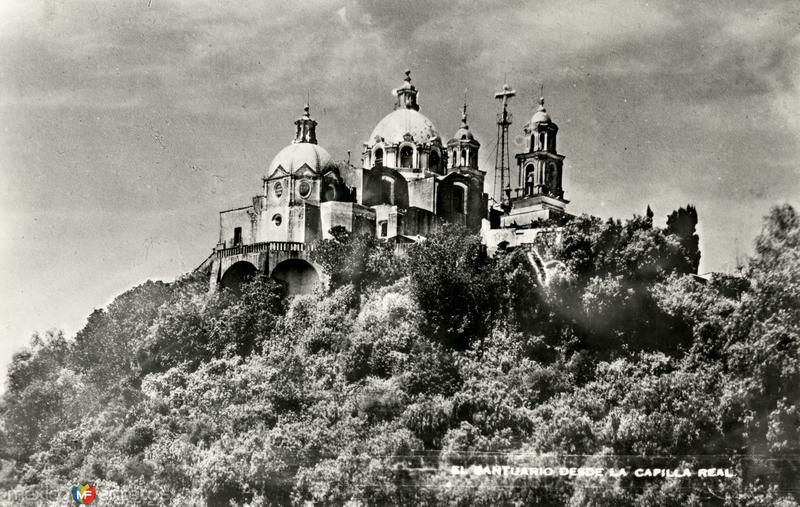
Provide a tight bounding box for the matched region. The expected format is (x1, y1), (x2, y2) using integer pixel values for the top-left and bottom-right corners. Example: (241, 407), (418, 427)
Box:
(205, 71), (570, 295)
(207, 71), (489, 294)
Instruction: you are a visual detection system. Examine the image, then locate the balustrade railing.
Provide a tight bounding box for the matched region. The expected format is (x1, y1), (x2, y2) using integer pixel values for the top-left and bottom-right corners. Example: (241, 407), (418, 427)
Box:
(216, 241), (313, 259)
(216, 239), (423, 260)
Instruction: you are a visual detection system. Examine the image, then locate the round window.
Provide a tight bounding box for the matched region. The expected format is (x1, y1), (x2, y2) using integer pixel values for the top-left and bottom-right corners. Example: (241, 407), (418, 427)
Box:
(298, 179), (312, 198)
(272, 214), (282, 227)
(273, 182), (283, 197)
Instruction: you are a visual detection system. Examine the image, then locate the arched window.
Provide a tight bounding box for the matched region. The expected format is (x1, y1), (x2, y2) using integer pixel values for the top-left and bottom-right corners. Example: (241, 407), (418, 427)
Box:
(381, 176), (395, 205)
(452, 184), (467, 214)
(429, 150), (440, 171)
(323, 183), (337, 201)
(525, 164), (535, 195)
(374, 148), (383, 167)
(461, 149), (467, 166)
(400, 146), (413, 168)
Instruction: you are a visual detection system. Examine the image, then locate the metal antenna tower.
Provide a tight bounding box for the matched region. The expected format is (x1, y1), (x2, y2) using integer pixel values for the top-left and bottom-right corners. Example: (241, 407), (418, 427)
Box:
(494, 82), (516, 208)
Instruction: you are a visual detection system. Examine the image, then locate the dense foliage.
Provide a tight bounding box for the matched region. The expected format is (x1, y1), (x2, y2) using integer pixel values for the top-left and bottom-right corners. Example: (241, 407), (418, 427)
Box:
(1, 205), (798, 506)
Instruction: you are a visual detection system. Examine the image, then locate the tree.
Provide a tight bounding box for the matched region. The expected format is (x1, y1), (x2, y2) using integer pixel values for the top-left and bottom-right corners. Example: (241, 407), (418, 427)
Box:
(5, 206), (800, 505)
(407, 225), (498, 351)
(666, 204), (701, 274)
(1, 331), (84, 464)
(310, 226), (404, 293)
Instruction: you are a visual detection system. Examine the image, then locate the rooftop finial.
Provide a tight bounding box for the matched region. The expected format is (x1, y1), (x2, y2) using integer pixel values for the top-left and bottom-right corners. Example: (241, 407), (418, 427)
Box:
(405, 68), (411, 82)
(538, 83), (546, 110)
(462, 88), (468, 127)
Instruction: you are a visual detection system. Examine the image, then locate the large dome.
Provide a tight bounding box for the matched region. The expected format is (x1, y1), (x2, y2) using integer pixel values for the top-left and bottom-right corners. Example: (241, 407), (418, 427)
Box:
(268, 142), (336, 175)
(368, 109), (440, 146)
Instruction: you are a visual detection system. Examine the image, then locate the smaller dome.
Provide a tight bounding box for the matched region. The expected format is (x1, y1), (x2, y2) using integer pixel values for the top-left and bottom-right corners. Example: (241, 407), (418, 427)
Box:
(531, 97), (552, 124)
(268, 143), (336, 175)
(451, 102), (475, 142)
(453, 126), (474, 141)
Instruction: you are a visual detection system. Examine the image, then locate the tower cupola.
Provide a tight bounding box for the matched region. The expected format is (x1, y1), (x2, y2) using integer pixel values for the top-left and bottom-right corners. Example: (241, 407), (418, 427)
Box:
(525, 96), (558, 153)
(531, 97), (552, 124)
(447, 97), (481, 171)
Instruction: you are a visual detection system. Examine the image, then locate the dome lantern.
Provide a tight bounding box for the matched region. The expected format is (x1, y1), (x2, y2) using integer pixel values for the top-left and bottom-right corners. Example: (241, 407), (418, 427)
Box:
(293, 104), (318, 144)
(394, 69), (419, 111)
(268, 104), (336, 176)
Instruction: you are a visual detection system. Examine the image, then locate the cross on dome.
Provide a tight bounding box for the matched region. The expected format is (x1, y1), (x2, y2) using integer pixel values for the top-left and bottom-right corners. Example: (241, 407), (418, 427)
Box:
(461, 92), (469, 128)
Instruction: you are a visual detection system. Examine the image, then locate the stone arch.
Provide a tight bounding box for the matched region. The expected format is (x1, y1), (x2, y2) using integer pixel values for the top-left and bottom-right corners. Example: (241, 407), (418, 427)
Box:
(220, 260), (258, 295)
(270, 259), (320, 296)
(362, 167), (409, 208)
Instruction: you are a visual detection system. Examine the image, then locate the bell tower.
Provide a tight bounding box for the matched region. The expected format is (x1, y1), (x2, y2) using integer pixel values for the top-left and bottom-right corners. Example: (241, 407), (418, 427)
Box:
(515, 95), (565, 201)
(500, 91), (569, 228)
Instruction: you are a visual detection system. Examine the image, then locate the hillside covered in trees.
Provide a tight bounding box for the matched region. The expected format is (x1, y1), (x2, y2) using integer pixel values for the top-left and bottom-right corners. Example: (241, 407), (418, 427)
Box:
(1, 205), (798, 506)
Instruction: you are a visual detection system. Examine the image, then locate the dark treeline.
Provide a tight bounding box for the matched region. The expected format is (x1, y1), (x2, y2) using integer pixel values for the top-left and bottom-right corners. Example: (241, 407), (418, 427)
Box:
(1, 204), (798, 506)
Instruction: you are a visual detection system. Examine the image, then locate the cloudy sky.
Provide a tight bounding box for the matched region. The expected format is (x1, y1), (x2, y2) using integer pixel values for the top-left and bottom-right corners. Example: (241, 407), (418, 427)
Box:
(1, 0), (798, 380)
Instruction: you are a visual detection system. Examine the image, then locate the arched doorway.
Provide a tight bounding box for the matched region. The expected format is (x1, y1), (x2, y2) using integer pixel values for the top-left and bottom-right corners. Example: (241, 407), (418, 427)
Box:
(270, 259), (320, 296)
(220, 261), (258, 295)
(452, 184), (466, 214)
